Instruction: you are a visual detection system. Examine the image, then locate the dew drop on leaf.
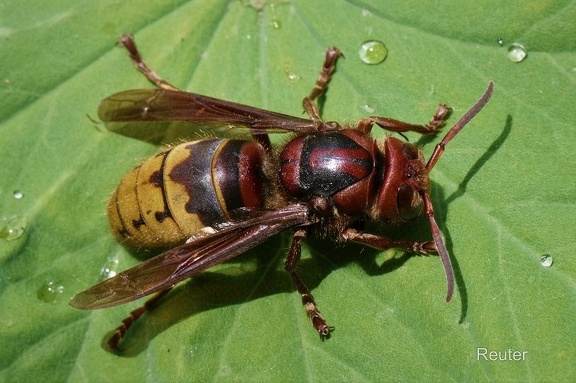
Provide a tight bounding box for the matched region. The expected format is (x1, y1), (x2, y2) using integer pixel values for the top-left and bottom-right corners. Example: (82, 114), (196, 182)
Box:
(286, 71), (300, 82)
(99, 255), (120, 280)
(358, 40), (388, 65)
(0, 215), (26, 241)
(37, 280), (65, 303)
(540, 254), (553, 267)
(361, 104), (375, 113)
(507, 43), (527, 63)
(270, 18), (281, 29)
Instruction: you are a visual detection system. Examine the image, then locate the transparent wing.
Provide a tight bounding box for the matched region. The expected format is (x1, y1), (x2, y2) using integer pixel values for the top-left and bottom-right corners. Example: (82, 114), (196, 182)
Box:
(97, 89), (319, 134)
(70, 204), (314, 309)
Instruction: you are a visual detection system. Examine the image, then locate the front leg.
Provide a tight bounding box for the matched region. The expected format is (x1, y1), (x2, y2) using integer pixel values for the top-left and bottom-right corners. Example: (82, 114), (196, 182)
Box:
(356, 104), (451, 135)
(341, 228), (436, 255)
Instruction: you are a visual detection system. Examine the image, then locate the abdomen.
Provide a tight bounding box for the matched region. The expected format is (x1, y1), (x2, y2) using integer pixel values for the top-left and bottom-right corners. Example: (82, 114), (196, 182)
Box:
(108, 139), (266, 248)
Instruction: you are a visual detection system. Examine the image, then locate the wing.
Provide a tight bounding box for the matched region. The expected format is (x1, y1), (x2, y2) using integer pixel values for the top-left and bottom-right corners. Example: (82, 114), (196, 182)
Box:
(97, 88), (319, 134)
(69, 204), (315, 310)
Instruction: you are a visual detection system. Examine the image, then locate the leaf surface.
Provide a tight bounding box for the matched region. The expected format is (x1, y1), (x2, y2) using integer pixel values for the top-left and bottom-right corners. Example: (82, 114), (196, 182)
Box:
(1, 1), (574, 382)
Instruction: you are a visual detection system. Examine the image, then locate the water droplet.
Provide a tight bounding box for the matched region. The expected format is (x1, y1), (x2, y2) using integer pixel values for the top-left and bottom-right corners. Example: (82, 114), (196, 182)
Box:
(0, 215), (26, 241)
(13, 190), (24, 199)
(99, 255), (120, 280)
(507, 43), (527, 63)
(540, 254), (553, 267)
(37, 280), (65, 303)
(361, 104), (375, 113)
(270, 18), (281, 29)
(358, 40), (388, 65)
(287, 72), (300, 82)
(497, 38), (504, 46)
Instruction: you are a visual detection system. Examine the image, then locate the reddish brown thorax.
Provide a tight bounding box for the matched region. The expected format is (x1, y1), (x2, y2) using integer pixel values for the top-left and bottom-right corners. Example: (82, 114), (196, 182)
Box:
(375, 137), (429, 223)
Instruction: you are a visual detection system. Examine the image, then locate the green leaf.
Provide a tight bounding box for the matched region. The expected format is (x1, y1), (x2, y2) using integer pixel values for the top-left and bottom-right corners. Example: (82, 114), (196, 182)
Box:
(1, 0), (575, 382)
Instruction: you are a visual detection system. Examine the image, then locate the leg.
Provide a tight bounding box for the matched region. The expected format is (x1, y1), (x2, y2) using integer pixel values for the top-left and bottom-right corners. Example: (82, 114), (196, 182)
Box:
(108, 287), (173, 349)
(119, 34), (180, 91)
(356, 104), (452, 135)
(284, 229), (333, 338)
(120, 34), (273, 154)
(341, 228), (437, 255)
(302, 47), (342, 126)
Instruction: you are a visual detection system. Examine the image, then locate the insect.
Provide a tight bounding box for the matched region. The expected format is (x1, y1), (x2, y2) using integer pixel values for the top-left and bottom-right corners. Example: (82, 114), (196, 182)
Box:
(70, 34), (493, 348)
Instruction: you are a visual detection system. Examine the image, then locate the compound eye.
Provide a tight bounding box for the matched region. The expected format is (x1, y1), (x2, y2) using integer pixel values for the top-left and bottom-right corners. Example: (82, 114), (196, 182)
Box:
(397, 184), (422, 221)
(402, 143), (419, 160)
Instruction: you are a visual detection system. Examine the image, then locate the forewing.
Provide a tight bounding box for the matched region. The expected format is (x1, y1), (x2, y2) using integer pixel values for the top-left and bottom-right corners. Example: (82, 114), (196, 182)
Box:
(97, 89), (318, 134)
(70, 204), (314, 309)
